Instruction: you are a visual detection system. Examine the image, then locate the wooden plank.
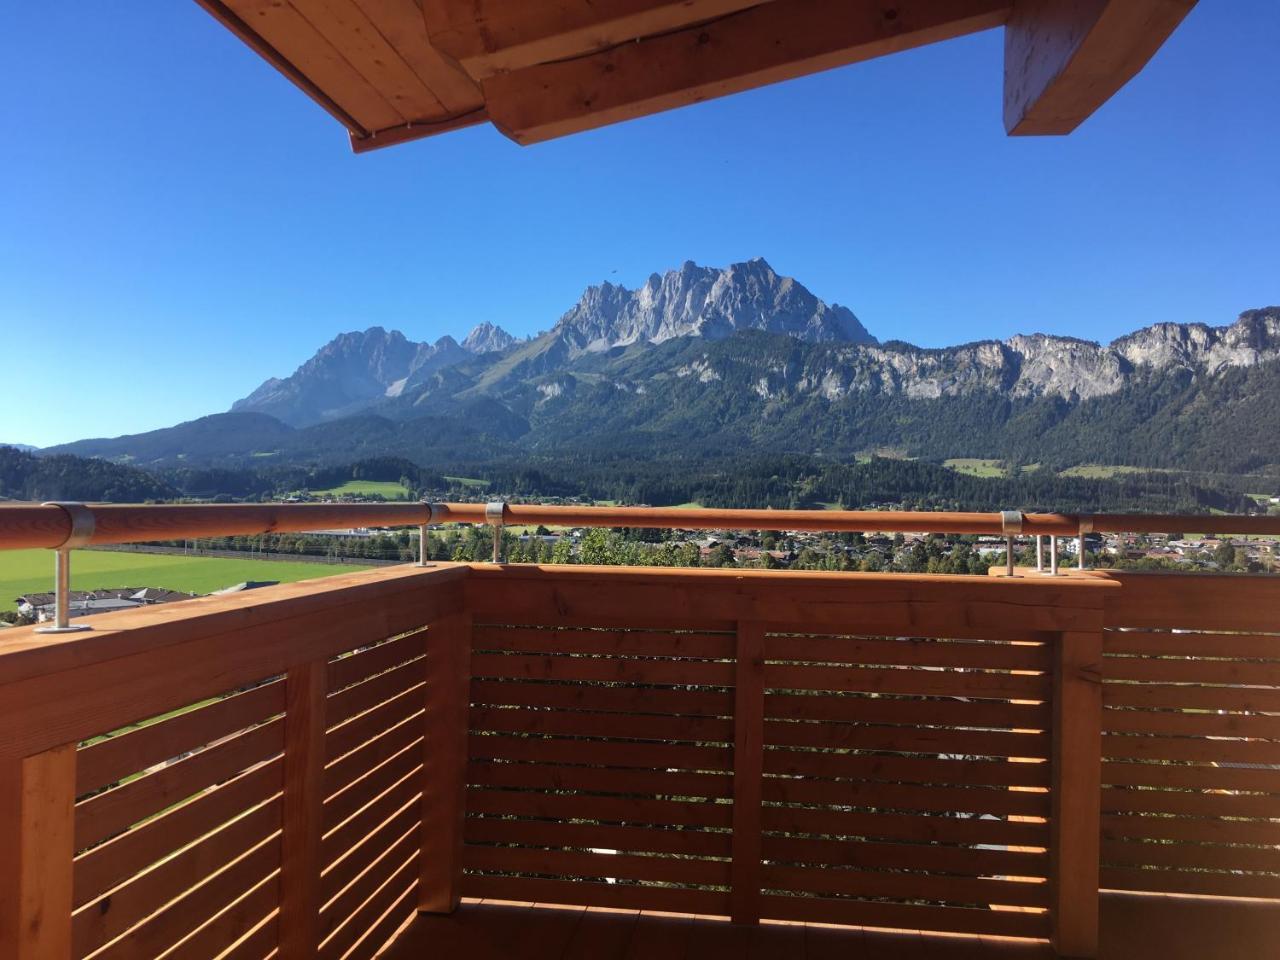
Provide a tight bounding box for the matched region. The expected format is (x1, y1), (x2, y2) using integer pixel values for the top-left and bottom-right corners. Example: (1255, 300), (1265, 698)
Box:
(72, 760), (282, 908)
(466, 760), (733, 799)
(328, 629), (427, 692)
(1004, 0), (1198, 135)
(462, 874), (730, 916)
(322, 798), (419, 904)
(763, 721), (1050, 759)
(323, 737), (421, 831)
(76, 680), (285, 796)
(1050, 630), (1103, 958)
(482, 0), (1013, 144)
(75, 718), (284, 851)
(1100, 866), (1280, 900)
(1102, 706), (1280, 740)
(280, 661), (327, 960)
(761, 776), (1049, 817)
(471, 680), (733, 717)
(467, 733), (732, 771)
(1101, 786), (1279, 819)
(763, 663), (1046, 699)
(324, 712), (422, 800)
(473, 625), (733, 659)
(158, 870), (279, 960)
(90, 836), (279, 960)
(761, 833), (1048, 877)
(731, 621), (765, 925)
(1102, 759), (1280, 794)
(1101, 812), (1279, 847)
(1102, 838), (1280, 874)
(463, 817), (734, 858)
(464, 844), (729, 886)
(322, 769), (419, 869)
(1103, 630), (1280, 659)
(420, 612), (472, 913)
(319, 849), (418, 960)
(326, 683), (423, 763)
(0, 744), (76, 960)
(470, 652), (734, 686)
(465, 789), (733, 829)
(760, 863), (1049, 908)
(327, 656), (425, 727)
(1097, 571), (1280, 633)
(763, 634), (1049, 670)
(1102, 733), (1280, 765)
(469, 706), (734, 744)
(1103, 681), (1280, 713)
(759, 892), (1048, 938)
(71, 799), (280, 959)
(764, 749), (1050, 788)
(762, 804), (1049, 847)
(1104, 656), (1280, 686)
(423, 0), (767, 78)
(765, 690), (1050, 728)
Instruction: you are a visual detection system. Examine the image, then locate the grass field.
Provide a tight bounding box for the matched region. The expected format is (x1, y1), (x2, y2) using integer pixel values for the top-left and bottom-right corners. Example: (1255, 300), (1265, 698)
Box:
(944, 458), (1006, 478)
(444, 476), (490, 489)
(1059, 464), (1177, 478)
(0, 549), (372, 610)
(309, 479), (411, 499)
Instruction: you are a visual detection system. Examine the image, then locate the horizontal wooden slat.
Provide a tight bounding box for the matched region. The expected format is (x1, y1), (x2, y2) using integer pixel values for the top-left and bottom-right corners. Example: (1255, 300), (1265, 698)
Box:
(1104, 631), (1280, 659)
(762, 777), (1048, 817)
(1103, 707), (1280, 740)
(762, 863), (1049, 908)
(322, 768), (420, 868)
(469, 706), (734, 744)
(328, 629), (428, 692)
(462, 874), (730, 916)
(1098, 572), (1280, 633)
(1100, 866), (1280, 900)
(465, 788), (733, 828)
(760, 892), (1049, 938)
(90, 836), (279, 960)
(1103, 682), (1280, 713)
(1102, 838), (1280, 873)
(765, 691), (1050, 728)
(473, 625), (733, 659)
(323, 735), (422, 828)
(761, 834), (1048, 877)
(763, 635), (1049, 670)
(1102, 733), (1280, 764)
(470, 653), (734, 686)
(324, 714), (422, 800)
(327, 657), (424, 727)
(1102, 760), (1280, 793)
(323, 799), (420, 905)
(763, 805), (1048, 847)
(1101, 787), (1279, 819)
(471, 680), (732, 717)
(464, 817), (734, 858)
(326, 684), (423, 763)
(465, 844), (730, 886)
(1104, 656), (1280, 686)
(71, 798), (281, 958)
(1102, 813), (1280, 847)
(76, 719), (283, 851)
(764, 721), (1050, 759)
(765, 663), (1046, 699)
(73, 759), (282, 907)
(764, 750), (1050, 788)
(466, 760), (733, 799)
(161, 869), (280, 960)
(467, 733), (732, 771)
(76, 680), (284, 796)
(319, 846), (417, 957)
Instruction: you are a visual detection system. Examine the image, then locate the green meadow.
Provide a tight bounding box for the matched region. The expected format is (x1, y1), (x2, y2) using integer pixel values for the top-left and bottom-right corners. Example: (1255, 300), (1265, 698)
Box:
(308, 479), (412, 499)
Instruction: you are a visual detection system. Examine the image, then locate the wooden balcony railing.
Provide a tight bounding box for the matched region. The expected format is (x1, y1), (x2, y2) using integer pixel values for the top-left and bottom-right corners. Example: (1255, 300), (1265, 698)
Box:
(1, 506), (1278, 960)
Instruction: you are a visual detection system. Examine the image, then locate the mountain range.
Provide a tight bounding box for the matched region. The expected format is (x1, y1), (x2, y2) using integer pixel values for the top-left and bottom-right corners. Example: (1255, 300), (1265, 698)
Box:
(44, 258), (1280, 474)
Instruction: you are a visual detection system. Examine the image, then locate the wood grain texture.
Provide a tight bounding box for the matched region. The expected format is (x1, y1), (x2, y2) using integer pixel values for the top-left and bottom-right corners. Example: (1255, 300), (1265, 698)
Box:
(280, 660), (327, 959)
(730, 621), (765, 925)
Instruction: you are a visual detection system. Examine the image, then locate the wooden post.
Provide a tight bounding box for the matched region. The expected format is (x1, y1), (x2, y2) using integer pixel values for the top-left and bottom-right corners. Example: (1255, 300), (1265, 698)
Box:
(0, 743), (76, 960)
(279, 660), (327, 960)
(1050, 630), (1103, 958)
(419, 612), (472, 913)
(730, 621), (765, 925)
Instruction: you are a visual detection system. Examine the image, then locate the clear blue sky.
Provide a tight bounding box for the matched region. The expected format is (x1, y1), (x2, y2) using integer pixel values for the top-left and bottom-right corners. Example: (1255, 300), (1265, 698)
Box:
(2, 1), (1276, 447)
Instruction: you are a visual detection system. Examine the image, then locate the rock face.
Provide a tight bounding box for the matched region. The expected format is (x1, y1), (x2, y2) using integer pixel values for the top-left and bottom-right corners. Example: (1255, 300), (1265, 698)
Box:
(548, 258), (875, 358)
(462, 322), (519, 355)
(232, 327), (468, 426)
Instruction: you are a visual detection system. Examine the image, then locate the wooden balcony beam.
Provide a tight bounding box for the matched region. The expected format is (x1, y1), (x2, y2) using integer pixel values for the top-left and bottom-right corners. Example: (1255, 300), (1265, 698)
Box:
(1004, 0), (1197, 135)
(482, 0), (1013, 144)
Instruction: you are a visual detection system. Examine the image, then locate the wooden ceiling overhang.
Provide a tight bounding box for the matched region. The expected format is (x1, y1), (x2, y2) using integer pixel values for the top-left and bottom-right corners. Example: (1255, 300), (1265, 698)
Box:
(195, 0), (1197, 153)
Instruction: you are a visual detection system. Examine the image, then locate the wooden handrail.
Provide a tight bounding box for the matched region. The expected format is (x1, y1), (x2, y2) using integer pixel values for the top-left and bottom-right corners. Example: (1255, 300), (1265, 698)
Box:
(2, 501), (1279, 551)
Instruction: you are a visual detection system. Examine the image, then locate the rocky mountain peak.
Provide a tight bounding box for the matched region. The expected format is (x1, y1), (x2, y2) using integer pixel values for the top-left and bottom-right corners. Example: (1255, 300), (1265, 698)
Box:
(462, 322), (518, 354)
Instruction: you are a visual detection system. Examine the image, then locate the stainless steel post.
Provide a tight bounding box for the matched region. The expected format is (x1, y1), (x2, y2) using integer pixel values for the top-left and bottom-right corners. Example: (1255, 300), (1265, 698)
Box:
(486, 501), (506, 564)
(35, 501), (96, 635)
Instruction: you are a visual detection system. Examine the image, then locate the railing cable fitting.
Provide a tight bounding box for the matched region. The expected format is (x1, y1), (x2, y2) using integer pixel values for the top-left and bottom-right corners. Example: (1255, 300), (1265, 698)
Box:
(485, 501), (506, 564)
(1000, 511), (1023, 577)
(35, 501), (96, 634)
